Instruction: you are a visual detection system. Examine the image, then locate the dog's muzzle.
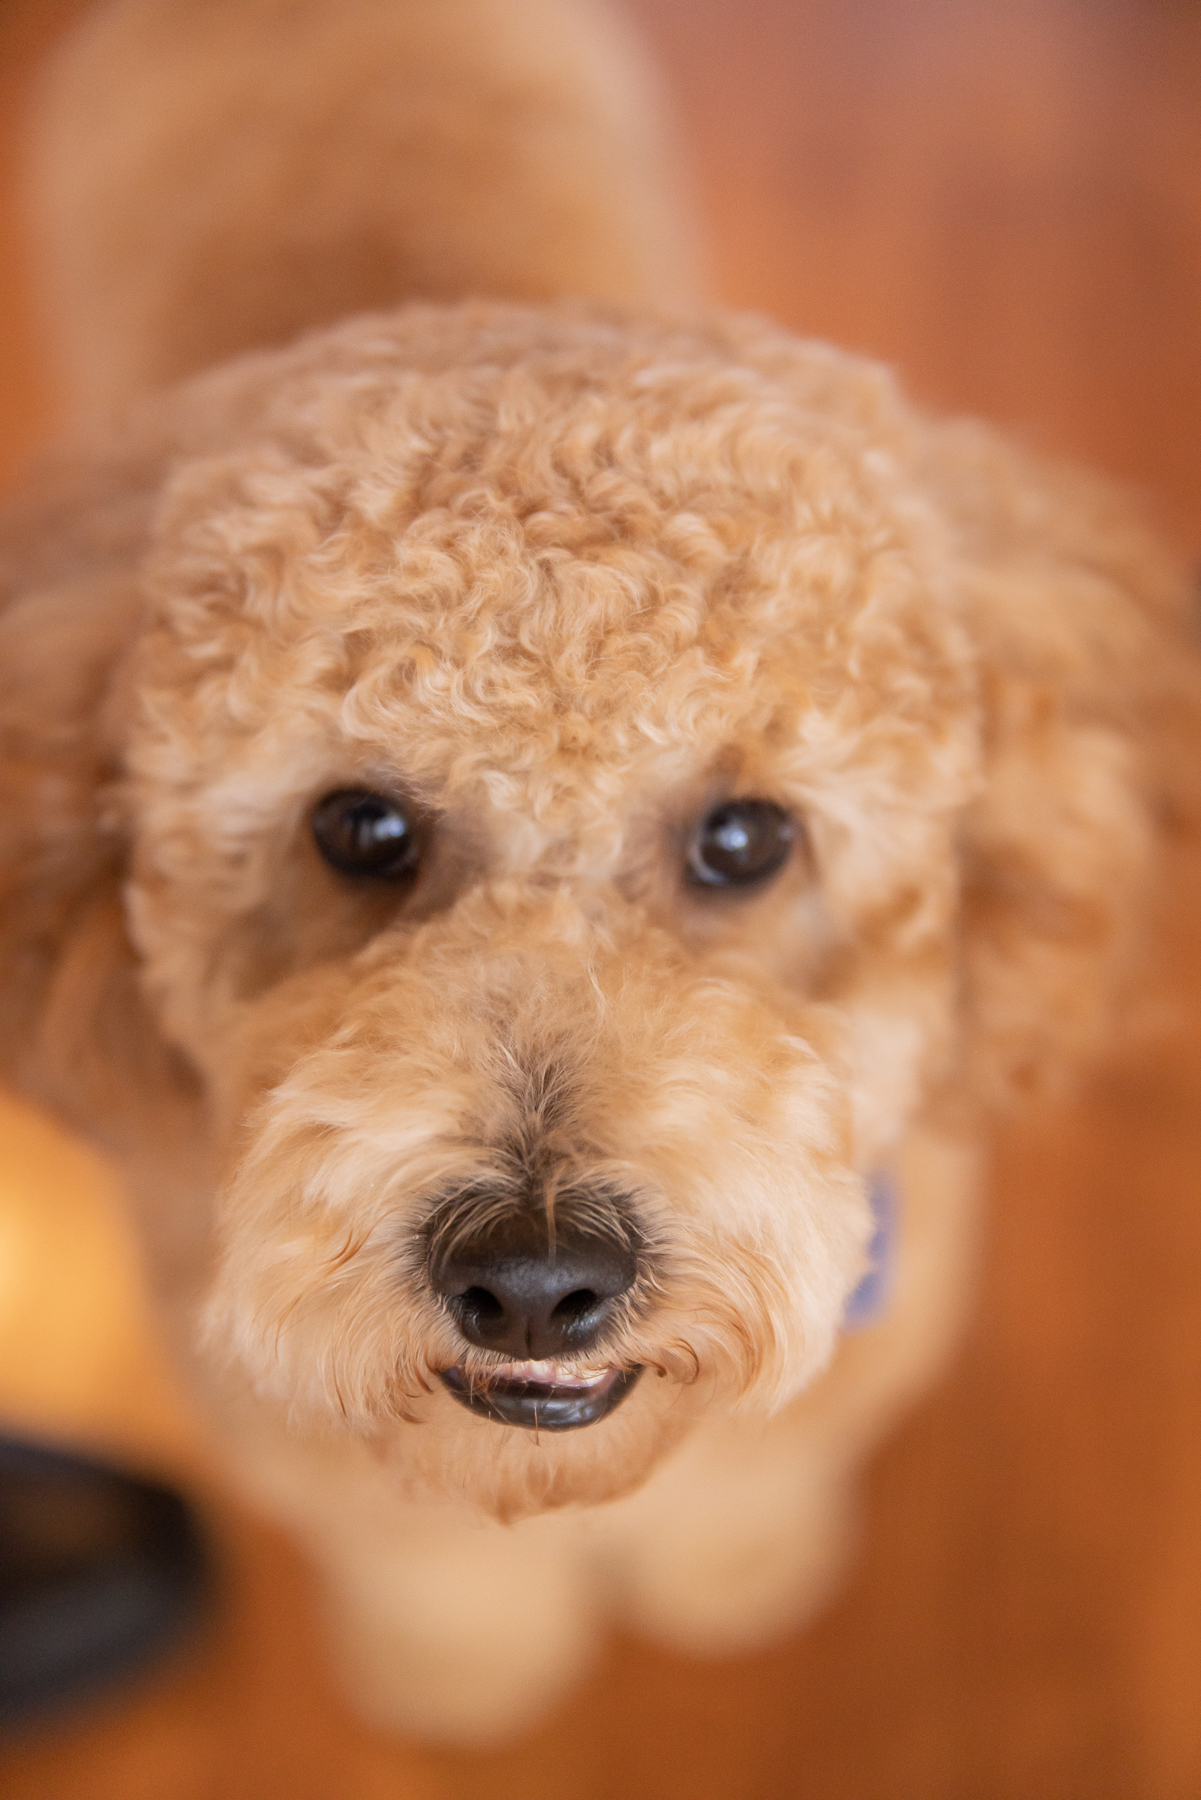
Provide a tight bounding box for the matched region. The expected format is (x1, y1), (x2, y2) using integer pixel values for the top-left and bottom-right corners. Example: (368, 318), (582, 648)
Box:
(426, 1194), (642, 1431)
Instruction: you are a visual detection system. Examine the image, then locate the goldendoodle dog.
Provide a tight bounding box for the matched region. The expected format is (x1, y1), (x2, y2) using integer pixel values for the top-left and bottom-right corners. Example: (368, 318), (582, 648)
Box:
(1, 0), (1193, 1743)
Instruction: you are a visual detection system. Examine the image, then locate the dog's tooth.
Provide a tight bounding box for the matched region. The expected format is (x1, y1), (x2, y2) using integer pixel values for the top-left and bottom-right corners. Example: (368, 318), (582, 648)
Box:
(468, 1358), (616, 1389)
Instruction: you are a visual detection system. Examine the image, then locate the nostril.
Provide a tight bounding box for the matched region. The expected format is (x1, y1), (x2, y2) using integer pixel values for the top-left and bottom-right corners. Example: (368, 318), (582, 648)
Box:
(452, 1285), (506, 1334)
(461, 1285), (503, 1321)
(550, 1288), (602, 1326)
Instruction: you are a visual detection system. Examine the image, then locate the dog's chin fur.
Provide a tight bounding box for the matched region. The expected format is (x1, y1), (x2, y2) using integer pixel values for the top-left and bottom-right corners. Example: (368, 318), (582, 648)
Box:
(225, 1357), (705, 1525)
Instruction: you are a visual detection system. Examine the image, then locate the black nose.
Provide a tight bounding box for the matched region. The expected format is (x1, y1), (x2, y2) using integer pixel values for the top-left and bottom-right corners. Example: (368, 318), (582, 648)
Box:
(428, 1207), (638, 1361)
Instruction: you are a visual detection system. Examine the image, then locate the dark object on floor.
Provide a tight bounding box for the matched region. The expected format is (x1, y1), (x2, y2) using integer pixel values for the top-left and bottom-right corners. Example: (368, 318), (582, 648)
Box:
(0, 1434), (210, 1726)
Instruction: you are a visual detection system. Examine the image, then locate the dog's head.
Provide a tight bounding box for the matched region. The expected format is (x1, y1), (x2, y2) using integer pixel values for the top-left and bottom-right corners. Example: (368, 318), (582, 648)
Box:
(0, 305), (1188, 1516)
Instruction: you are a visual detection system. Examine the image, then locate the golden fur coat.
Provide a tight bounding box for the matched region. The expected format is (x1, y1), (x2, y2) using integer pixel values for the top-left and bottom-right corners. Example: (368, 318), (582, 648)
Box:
(1, 0), (1194, 1742)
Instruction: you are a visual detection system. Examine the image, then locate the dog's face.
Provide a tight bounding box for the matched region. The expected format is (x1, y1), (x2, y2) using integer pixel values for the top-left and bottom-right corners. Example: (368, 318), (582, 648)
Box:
(110, 312), (982, 1515)
(4, 307), (1171, 1520)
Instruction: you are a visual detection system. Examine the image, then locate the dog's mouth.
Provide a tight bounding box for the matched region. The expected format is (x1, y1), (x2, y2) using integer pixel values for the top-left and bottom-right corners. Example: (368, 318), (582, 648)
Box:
(439, 1359), (642, 1431)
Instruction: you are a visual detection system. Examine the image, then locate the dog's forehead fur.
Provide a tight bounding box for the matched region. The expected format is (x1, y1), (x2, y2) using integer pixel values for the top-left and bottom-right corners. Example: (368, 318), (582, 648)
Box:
(128, 306), (979, 867)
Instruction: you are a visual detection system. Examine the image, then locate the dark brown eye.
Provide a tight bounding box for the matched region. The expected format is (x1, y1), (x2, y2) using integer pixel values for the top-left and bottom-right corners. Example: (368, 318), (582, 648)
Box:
(311, 789), (422, 880)
(686, 799), (795, 889)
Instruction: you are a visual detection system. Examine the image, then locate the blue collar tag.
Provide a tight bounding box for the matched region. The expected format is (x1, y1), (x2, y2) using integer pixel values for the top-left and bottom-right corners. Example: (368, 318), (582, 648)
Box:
(842, 1172), (896, 1330)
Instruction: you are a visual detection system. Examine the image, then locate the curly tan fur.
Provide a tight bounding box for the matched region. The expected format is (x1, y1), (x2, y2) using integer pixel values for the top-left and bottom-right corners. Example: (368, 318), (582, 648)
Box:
(3, 0), (1197, 1744)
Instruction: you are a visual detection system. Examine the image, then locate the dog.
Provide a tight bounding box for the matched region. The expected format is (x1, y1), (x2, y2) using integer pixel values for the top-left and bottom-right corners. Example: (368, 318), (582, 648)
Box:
(1, 0), (1194, 1744)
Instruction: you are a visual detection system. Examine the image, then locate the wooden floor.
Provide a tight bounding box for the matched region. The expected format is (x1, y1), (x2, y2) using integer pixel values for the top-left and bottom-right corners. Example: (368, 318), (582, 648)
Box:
(2, 1), (1201, 1795)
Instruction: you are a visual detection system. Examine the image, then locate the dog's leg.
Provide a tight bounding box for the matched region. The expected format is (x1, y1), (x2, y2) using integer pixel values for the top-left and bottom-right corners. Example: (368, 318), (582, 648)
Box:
(591, 1416), (863, 1655)
(312, 1510), (599, 1743)
(212, 1416), (600, 1742)
(590, 1127), (982, 1654)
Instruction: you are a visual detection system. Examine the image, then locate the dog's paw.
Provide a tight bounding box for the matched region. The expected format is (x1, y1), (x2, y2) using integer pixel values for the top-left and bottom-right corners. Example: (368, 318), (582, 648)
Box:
(314, 1516), (598, 1744)
(325, 1620), (595, 1744)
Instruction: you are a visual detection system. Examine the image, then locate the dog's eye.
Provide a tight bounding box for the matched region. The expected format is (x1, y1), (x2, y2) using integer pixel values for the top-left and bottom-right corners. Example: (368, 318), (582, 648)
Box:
(311, 789), (422, 880)
(686, 799), (795, 889)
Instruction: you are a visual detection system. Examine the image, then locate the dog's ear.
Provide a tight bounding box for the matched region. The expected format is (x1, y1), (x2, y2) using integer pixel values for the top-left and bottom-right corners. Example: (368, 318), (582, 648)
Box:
(924, 419), (1200, 1107)
(0, 445), (202, 1158)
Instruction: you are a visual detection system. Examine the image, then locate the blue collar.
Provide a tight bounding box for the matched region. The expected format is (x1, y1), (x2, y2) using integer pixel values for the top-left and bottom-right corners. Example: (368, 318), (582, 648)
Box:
(842, 1172), (896, 1329)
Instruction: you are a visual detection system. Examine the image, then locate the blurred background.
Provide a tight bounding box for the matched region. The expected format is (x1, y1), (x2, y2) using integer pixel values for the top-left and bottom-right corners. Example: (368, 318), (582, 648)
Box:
(1, 1), (1199, 1795)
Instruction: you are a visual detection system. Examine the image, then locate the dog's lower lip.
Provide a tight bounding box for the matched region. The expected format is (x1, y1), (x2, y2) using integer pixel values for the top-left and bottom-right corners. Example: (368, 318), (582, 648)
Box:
(439, 1362), (642, 1431)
